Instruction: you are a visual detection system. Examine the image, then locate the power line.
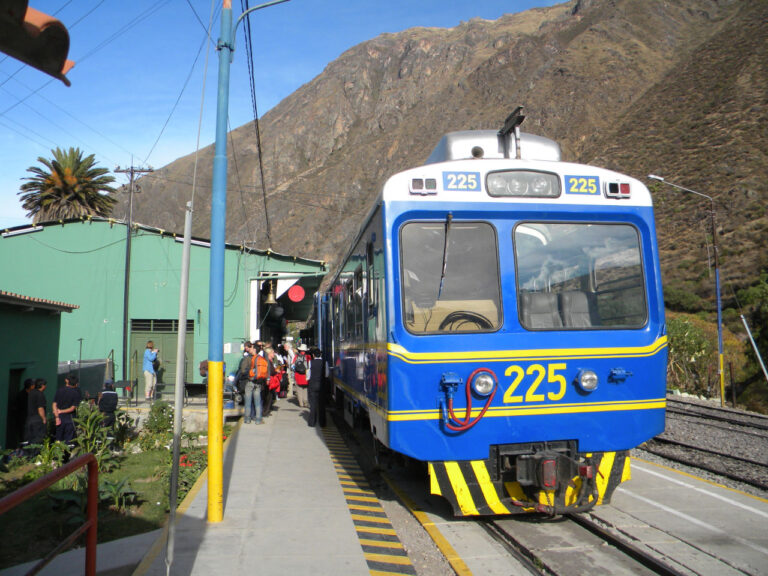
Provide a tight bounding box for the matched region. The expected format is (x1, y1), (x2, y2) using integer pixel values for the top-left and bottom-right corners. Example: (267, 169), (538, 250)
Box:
(143, 33), (208, 165)
(241, 0), (272, 249)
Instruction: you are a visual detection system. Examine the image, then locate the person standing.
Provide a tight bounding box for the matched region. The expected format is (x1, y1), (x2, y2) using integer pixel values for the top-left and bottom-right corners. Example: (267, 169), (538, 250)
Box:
(293, 343), (310, 408)
(98, 380), (119, 428)
(284, 341), (296, 397)
(24, 378), (48, 445)
(307, 348), (325, 428)
(246, 342), (267, 424)
(244, 342), (262, 424)
(53, 374), (82, 443)
(263, 347), (278, 417)
(143, 340), (159, 401)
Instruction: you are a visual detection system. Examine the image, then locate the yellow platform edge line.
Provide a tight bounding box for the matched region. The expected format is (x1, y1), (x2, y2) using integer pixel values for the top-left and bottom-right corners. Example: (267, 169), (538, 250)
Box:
(381, 471), (473, 576)
(364, 552), (413, 566)
(351, 514), (391, 524)
(356, 526), (398, 536)
(359, 539), (404, 549)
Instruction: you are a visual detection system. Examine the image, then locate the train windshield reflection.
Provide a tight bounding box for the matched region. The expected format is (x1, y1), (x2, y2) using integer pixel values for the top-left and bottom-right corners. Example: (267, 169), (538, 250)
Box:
(514, 223), (647, 330)
(400, 221), (501, 333)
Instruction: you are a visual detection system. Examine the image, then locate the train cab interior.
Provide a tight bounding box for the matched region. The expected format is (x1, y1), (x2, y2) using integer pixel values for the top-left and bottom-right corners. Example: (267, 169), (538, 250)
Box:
(515, 222), (647, 330)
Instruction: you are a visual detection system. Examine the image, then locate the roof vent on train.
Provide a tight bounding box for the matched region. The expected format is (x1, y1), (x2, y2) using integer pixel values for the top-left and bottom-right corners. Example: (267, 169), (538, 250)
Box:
(425, 107), (561, 164)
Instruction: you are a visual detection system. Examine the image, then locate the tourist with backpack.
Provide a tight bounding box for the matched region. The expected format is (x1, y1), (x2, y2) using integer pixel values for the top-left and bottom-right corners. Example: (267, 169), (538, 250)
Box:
(293, 343), (310, 408)
(245, 342), (268, 424)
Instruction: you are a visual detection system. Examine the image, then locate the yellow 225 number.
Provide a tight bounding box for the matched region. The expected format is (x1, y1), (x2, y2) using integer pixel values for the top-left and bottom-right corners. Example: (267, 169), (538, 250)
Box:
(503, 363), (567, 403)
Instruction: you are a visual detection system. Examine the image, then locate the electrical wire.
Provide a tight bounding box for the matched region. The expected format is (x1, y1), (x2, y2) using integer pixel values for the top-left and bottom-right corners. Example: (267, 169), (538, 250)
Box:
(241, 0), (272, 249)
(228, 119), (260, 248)
(142, 34), (208, 165)
(189, 0), (218, 209)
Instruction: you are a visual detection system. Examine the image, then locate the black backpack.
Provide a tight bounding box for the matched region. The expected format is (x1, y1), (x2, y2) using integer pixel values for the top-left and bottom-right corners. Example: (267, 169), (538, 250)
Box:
(294, 354), (307, 374)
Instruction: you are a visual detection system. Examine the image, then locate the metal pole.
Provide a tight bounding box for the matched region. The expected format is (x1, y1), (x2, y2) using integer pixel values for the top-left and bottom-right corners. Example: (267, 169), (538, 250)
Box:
(77, 338), (83, 384)
(206, 0), (233, 524)
(710, 201), (725, 407)
(741, 314), (768, 385)
(123, 170), (133, 383)
(116, 165), (153, 384)
(648, 175), (725, 406)
(207, 0), (289, 525)
(166, 202), (193, 571)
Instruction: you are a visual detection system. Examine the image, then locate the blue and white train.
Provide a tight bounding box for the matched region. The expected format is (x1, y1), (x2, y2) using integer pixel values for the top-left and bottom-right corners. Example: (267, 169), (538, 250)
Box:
(316, 111), (666, 515)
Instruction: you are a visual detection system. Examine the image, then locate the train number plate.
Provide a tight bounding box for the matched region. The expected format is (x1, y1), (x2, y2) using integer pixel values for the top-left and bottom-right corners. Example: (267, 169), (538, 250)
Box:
(565, 176), (600, 195)
(443, 171), (481, 192)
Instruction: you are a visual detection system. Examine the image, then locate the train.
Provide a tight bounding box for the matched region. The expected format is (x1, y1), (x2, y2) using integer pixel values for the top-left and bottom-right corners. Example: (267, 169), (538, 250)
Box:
(314, 110), (667, 516)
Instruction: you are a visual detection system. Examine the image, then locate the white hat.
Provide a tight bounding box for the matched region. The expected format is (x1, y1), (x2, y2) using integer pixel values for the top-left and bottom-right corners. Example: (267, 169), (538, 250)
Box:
(298, 343), (309, 351)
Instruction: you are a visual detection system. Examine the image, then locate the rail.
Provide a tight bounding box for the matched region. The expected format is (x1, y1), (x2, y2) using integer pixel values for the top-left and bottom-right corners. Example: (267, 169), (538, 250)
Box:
(0, 454), (98, 575)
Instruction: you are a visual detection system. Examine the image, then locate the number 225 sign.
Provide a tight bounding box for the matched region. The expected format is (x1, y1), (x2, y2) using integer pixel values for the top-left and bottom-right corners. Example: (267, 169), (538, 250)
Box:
(443, 172), (481, 192)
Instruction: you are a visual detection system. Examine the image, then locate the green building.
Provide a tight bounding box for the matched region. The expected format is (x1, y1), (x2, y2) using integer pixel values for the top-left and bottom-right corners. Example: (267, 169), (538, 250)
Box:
(0, 290), (78, 449)
(0, 217), (326, 405)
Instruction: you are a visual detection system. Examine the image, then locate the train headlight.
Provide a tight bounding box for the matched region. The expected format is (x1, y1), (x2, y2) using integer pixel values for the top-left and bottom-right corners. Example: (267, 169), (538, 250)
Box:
(486, 170), (560, 198)
(577, 369), (599, 392)
(471, 371), (496, 396)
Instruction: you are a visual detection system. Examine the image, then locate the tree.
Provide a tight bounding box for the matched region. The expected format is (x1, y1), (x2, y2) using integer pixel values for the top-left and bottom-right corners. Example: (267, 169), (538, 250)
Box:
(18, 147), (116, 223)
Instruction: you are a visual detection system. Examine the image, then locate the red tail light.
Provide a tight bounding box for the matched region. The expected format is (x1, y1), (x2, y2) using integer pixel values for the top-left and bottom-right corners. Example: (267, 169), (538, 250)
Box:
(579, 464), (595, 479)
(541, 459), (557, 489)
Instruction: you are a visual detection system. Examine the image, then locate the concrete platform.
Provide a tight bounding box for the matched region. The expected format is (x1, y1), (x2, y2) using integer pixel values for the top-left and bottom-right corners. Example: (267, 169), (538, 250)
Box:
(135, 397), (371, 575)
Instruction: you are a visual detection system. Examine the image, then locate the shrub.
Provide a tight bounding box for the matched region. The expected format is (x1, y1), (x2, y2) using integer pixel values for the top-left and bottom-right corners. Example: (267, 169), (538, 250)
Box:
(145, 401), (173, 434)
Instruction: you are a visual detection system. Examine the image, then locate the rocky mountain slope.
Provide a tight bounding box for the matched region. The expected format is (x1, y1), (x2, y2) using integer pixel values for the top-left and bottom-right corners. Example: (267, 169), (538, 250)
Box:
(116, 0), (767, 302)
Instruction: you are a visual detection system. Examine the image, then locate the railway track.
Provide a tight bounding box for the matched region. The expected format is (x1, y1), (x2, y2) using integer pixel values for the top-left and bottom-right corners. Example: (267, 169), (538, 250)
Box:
(642, 437), (768, 491)
(666, 397), (768, 432)
(479, 513), (689, 576)
(644, 396), (768, 492)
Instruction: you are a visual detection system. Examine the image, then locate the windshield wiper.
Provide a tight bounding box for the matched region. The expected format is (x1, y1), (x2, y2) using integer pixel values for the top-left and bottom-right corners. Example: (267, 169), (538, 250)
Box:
(437, 213), (452, 300)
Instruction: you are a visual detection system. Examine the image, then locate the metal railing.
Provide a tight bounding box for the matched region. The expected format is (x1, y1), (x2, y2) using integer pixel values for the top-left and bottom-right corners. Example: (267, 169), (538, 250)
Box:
(0, 454), (98, 575)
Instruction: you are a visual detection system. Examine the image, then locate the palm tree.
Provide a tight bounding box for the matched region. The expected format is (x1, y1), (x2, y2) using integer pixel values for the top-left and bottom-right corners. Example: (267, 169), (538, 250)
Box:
(18, 147), (117, 223)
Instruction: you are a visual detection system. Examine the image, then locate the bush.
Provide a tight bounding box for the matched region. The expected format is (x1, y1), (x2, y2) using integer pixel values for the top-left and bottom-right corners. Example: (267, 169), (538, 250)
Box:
(145, 401), (173, 434)
(667, 315), (713, 394)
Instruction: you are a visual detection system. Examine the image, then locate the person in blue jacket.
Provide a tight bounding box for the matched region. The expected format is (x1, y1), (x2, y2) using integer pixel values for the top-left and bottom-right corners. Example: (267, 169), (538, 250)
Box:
(143, 340), (159, 401)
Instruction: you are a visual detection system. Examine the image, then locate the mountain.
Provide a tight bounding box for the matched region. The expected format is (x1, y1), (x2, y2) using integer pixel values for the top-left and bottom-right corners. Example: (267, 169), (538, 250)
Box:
(115, 0), (767, 303)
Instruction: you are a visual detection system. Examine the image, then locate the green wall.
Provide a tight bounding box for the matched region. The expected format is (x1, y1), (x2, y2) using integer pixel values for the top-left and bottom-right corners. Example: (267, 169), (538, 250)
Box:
(0, 219), (324, 387)
(0, 303), (63, 449)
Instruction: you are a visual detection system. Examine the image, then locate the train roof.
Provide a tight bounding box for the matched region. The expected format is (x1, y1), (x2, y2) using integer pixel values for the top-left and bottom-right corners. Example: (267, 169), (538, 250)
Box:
(425, 130), (562, 164)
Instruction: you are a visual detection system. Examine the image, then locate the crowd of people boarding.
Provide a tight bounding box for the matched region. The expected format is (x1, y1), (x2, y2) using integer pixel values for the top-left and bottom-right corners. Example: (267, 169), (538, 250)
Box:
(235, 340), (326, 427)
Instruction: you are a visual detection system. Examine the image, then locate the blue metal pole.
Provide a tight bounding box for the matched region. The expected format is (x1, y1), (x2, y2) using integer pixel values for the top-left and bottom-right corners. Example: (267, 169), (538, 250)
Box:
(207, 0), (233, 524)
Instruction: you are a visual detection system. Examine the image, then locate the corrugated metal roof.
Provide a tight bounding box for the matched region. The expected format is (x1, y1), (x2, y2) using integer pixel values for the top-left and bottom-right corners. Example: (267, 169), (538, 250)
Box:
(0, 290), (78, 312)
(1, 217), (327, 268)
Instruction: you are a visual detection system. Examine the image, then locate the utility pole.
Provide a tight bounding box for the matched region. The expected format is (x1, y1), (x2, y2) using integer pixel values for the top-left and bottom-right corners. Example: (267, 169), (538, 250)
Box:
(649, 175), (725, 406)
(115, 165), (153, 386)
(207, 0), (289, 524)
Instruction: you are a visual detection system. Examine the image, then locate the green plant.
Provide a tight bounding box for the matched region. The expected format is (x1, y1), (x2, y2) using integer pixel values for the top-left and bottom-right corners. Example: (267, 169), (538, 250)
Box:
(112, 410), (136, 450)
(145, 401), (173, 434)
(35, 438), (67, 469)
(667, 315), (713, 394)
(72, 403), (114, 472)
(99, 477), (136, 511)
(49, 471), (89, 526)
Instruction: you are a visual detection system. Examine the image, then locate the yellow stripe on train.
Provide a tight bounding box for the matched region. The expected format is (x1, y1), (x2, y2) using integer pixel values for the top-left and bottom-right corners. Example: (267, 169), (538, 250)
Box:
(387, 336), (667, 364)
(387, 398), (666, 422)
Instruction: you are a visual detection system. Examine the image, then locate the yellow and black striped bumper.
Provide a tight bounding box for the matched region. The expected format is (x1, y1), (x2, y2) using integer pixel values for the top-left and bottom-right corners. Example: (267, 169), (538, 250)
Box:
(429, 451), (630, 516)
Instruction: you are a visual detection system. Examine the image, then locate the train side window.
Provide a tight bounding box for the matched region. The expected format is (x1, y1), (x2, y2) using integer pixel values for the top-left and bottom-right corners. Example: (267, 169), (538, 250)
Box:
(367, 242), (377, 315)
(400, 221), (502, 334)
(514, 223), (647, 330)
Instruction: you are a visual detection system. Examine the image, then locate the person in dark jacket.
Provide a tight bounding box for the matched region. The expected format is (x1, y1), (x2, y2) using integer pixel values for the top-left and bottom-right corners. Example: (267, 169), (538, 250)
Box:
(98, 380), (119, 427)
(53, 374), (82, 443)
(307, 348), (325, 428)
(24, 378), (48, 445)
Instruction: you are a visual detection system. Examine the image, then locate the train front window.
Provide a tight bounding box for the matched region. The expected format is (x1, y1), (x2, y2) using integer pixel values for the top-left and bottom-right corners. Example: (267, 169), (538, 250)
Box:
(400, 221), (501, 334)
(514, 223), (647, 330)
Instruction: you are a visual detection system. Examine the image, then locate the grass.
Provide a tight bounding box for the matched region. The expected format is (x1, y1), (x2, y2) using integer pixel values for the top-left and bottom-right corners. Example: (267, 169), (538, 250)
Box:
(0, 427), (227, 571)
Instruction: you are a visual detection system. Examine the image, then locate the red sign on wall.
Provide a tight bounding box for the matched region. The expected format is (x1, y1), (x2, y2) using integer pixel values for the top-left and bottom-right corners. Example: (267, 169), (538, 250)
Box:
(288, 285), (305, 302)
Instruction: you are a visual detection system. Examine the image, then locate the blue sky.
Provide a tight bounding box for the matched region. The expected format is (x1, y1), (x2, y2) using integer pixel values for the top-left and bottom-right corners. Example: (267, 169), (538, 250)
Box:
(0, 0), (562, 229)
